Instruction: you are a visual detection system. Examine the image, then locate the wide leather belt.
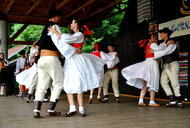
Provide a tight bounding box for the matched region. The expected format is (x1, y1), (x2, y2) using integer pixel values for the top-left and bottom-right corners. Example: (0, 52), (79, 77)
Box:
(108, 65), (118, 70)
(40, 50), (59, 57)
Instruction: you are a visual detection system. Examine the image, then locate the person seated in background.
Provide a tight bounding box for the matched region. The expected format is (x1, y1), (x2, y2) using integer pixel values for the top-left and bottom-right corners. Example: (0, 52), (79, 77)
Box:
(0, 52), (9, 96)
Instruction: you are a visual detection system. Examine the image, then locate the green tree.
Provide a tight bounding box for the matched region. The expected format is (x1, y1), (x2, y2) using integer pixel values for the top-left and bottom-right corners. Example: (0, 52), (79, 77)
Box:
(82, 0), (128, 53)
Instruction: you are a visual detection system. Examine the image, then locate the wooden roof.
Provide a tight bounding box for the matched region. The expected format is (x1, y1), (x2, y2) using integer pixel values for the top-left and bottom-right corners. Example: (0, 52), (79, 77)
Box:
(0, 0), (125, 26)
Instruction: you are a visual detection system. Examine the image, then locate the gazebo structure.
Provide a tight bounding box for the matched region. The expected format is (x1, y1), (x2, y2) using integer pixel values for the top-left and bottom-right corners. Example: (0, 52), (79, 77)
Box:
(0, 0), (127, 58)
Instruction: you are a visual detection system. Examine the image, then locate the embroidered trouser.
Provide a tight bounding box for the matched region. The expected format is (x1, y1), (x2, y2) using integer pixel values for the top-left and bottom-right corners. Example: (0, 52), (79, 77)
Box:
(103, 69), (120, 97)
(35, 56), (63, 102)
(160, 61), (181, 97)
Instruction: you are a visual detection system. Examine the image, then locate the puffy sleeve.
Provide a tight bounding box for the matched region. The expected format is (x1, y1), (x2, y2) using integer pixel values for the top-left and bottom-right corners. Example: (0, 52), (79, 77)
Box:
(48, 25), (77, 59)
(150, 43), (166, 51)
(60, 32), (84, 44)
(154, 44), (177, 59)
(100, 51), (116, 61)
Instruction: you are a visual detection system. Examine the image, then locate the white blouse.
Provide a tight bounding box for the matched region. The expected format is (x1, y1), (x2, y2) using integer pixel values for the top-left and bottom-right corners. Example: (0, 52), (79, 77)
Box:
(48, 25), (83, 59)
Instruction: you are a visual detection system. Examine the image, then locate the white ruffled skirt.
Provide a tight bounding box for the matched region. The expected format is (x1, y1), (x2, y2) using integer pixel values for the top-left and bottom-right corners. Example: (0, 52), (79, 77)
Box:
(16, 64), (37, 89)
(121, 58), (159, 92)
(63, 53), (105, 94)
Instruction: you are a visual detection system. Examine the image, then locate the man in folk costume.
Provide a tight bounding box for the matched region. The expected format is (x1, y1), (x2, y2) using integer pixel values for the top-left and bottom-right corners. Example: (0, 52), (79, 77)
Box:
(15, 50), (27, 97)
(89, 42), (122, 104)
(48, 19), (105, 117)
(150, 27), (183, 108)
(102, 43), (120, 103)
(33, 8), (64, 118)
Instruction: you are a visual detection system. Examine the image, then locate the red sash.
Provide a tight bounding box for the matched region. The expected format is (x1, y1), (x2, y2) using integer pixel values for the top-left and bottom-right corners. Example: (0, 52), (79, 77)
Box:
(71, 43), (83, 48)
(91, 51), (101, 58)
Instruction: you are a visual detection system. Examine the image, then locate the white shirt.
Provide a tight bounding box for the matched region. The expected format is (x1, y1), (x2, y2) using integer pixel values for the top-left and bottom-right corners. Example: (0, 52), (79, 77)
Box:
(48, 25), (79, 59)
(15, 57), (26, 74)
(153, 41), (177, 59)
(29, 47), (39, 63)
(3, 59), (9, 67)
(100, 51), (120, 69)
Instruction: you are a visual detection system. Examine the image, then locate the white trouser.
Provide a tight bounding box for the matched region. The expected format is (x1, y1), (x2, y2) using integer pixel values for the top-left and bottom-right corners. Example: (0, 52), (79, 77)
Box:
(160, 61), (181, 97)
(28, 73), (38, 95)
(35, 56), (63, 102)
(103, 69), (120, 97)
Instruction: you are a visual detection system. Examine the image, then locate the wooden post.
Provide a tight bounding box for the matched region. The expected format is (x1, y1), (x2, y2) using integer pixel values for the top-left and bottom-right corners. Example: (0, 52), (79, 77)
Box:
(0, 20), (8, 59)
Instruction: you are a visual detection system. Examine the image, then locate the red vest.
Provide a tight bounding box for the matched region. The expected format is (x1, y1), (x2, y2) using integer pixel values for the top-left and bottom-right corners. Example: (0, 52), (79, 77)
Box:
(145, 43), (154, 58)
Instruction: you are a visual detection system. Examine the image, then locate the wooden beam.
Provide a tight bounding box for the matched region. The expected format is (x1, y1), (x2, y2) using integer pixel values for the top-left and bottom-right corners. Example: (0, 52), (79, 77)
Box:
(7, 15), (49, 25)
(7, 15), (70, 26)
(9, 41), (34, 45)
(43, 0), (53, 16)
(25, 0), (42, 15)
(80, 6), (93, 19)
(56, 0), (70, 9)
(7, 15), (99, 26)
(66, 0), (95, 18)
(3, 0), (14, 14)
(86, 0), (122, 19)
(9, 24), (29, 41)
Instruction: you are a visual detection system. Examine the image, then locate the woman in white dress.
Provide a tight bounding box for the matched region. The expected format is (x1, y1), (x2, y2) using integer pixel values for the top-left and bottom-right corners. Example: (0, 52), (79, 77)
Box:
(48, 19), (105, 117)
(121, 34), (165, 107)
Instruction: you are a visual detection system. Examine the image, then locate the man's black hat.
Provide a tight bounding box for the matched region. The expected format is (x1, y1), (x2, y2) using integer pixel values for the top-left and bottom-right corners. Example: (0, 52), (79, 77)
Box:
(47, 8), (61, 19)
(158, 27), (173, 35)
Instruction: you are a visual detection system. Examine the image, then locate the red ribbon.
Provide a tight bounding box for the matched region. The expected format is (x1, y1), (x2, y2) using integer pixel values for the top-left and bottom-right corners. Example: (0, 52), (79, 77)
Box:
(83, 25), (93, 36)
(94, 43), (99, 51)
(138, 39), (148, 48)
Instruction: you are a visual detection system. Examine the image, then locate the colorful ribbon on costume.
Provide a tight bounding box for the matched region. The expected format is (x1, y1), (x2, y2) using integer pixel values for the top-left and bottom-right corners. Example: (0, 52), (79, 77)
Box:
(94, 42), (99, 51)
(138, 39), (148, 48)
(83, 25), (93, 40)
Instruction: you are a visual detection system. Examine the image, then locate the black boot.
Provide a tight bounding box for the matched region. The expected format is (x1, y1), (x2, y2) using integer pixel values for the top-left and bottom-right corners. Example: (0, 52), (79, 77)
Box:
(47, 101), (61, 116)
(43, 93), (49, 103)
(176, 97), (184, 108)
(22, 91), (28, 100)
(166, 95), (177, 107)
(26, 94), (32, 103)
(168, 95), (174, 102)
(33, 101), (42, 118)
(33, 95), (35, 101)
(21, 92), (25, 99)
(102, 95), (109, 103)
(115, 97), (120, 103)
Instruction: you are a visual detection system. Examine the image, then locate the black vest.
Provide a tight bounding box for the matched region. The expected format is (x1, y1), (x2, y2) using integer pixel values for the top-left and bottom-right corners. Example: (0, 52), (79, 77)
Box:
(38, 21), (59, 51)
(162, 40), (179, 63)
